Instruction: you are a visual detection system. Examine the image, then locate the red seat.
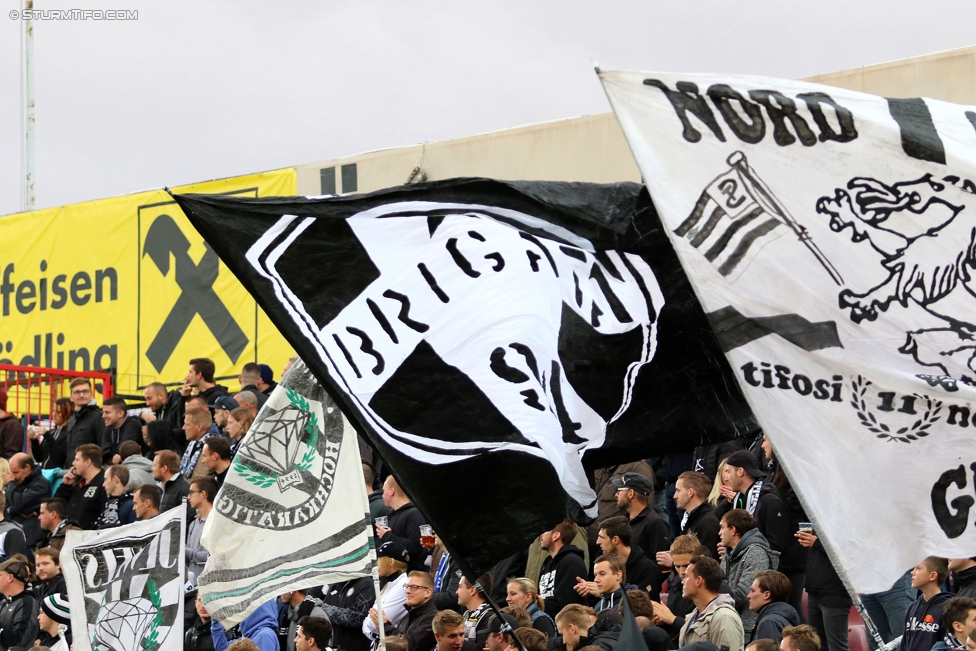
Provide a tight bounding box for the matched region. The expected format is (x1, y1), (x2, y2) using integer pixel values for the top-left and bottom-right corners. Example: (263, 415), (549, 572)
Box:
(849, 624), (868, 651)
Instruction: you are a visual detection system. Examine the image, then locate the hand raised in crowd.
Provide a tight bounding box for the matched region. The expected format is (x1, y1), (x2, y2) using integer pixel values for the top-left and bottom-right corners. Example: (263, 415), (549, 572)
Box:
(795, 530), (817, 548)
(650, 600), (675, 625)
(62, 470), (78, 486)
(573, 576), (600, 598)
(112, 454), (122, 465)
(141, 411), (157, 423)
(719, 485), (736, 502)
(656, 551), (673, 568)
(374, 524), (391, 539)
(179, 383), (193, 397)
(28, 424), (46, 440)
(717, 542), (726, 559)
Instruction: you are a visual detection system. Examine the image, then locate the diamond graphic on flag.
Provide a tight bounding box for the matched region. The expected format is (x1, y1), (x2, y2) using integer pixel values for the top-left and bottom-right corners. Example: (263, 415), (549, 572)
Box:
(238, 405), (309, 475)
(95, 597), (157, 651)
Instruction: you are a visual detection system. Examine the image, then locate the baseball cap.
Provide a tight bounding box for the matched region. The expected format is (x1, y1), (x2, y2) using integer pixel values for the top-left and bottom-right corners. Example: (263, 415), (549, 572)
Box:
(41, 593), (71, 626)
(377, 540), (410, 562)
(725, 450), (767, 479)
(258, 364), (274, 384)
(611, 472), (653, 496)
(0, 558), (30, 582)
(209, 396), (239, 411)
(487, 613), (520, 634)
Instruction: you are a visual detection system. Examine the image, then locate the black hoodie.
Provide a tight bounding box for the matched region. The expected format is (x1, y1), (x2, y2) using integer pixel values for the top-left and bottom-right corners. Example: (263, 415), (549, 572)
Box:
(541, 544), (588, 617)
(380, 502), (428, 572)
(100, 415), (144, 464)
(751, 601), (801, 644)
(955, 565), (976, 598)
(625, 545), (662, 601)
(64, 403), (104, 468)
(902, 591), (952, 651)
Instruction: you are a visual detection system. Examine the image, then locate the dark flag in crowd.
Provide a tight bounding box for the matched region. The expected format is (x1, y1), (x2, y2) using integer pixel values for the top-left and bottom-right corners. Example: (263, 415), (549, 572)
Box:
(172, 178), (757, 575)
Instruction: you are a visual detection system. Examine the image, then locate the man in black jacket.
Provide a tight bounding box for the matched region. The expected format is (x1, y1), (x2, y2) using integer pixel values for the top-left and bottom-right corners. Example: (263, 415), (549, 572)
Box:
(153, 450), (191, 513)
(32, 548), (65, 599)
(951, 558), (976, 598)
(671, 471), (721, 560)
(726, 450), (791, 559)
(540, 519), (588, 617)
(375, 475), (427, 572)
(100, 397), (143, 464)
(54, 443), (106, 529)
(0, 557), (39, 650)
(64, 379), (104, 468)
(596, 516), (661, 600)
(613, 473), (671, 571)
(3, 453), (50, 548)
(319, 577), (374, 651)
(392, 571), (438, 651)
(142, 382), (186, 453)
(179, 358), (229, 411)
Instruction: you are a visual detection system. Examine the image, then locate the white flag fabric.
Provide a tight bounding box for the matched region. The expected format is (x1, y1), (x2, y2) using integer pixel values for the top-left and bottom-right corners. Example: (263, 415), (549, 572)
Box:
(601, 70), (976, 592)
(61, 505), (186, 651)
(198, 361), (374, 627)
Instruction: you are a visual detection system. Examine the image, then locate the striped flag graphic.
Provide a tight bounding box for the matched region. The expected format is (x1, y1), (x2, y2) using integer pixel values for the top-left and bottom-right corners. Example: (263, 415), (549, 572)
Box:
(674, 163), (784, 281)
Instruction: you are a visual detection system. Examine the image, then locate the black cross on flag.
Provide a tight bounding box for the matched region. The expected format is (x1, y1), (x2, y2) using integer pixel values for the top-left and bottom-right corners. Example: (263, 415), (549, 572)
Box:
(172, 179), (757, 575)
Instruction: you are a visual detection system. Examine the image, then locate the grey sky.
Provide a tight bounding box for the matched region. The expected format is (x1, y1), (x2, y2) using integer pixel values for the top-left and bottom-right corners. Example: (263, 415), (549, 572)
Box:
(2, 0), (974, 215)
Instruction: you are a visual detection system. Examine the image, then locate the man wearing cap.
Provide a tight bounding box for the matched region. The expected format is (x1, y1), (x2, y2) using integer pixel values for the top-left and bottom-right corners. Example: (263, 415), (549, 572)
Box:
(613, 472), (671, 568)
(38, 593), (71, 651)
(725, 450), (791, 559)
(0, 556), (39, 650)
(209, 396), (239, 437)
(238, 364), (269, 410)
(257, 364), (277, 396)
(364, 541), (411, 644)
(485, 613), (521, 651)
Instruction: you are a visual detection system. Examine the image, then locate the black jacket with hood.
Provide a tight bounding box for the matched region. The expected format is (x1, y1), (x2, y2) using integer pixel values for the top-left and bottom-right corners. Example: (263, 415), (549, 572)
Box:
(684, 501), (721, 560)
(902, 591), (952, 651)
(100, 415), (144, 464)
(540, 544), (588, 617)
(624, 544), (662, 601)
(64, 403), (104, 468)
(954, 565), (976, 598)
(751, 601), (801, 644)
(4, 466), (50, 548)
(380, 502), (428, 572)
(804, 538), (852, 608)
(319, 577), (375, 651)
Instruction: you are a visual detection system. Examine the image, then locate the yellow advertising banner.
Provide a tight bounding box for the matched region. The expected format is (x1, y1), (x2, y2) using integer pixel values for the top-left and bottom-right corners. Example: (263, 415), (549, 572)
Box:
(0, 169), (297, 397)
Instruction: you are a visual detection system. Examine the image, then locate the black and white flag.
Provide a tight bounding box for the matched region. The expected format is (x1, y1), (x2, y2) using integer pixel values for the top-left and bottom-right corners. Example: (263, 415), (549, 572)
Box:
(601, 70), (976, 592)
(173, 179), (756, 574)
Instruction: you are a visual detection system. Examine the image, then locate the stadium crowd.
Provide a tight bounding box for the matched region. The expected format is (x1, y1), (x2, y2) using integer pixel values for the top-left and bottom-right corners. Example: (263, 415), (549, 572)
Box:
(0, 357), (974, 651)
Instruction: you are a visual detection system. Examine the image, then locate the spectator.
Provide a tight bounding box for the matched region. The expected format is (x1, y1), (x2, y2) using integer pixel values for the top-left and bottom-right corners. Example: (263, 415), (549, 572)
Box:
(555, 604), (593, 651)
(514, 627), (548, 651)
(186, 592), (215, 651)
(181, 408), (217, 482)
(781, 624), (821, 651)
(539, 519), (588, 617)
(257, 364), (277, 396)
(119, 440), (154, 489)
(0, 556), (39, 650)
(133, 484), (162, 520)
(100, 397), (142, 465)
(226, 408), (253, 458)
(155, 450), (191, 513)
(3, 453), (50, 548)
(282, 356), (298, 378)
(200, 438), (232, 489)
(505, 577), (555, 636)
(363, 460), (391, 522)
(29, 398), (71, 470)
(181, 358), (230, 408)
(142, 381), (185, 449)
(485, 613), (520, 651)
(860, 572), (914, 651)
(433, 609), (478, 651)
(278, 590), (327, 651)
(212, 598), (279, 651)
(932, 597), (976, 651)
(363, 541), (411, 645)
(720, 509), (780, 635)
(38, 592), (71, 651)
(650, 534), (709, 648)
(725, 451), (791, 562)
(375, 475), (427, 572)
(679, 556), (744, 651)
(295, 616), (331, 651)
(63, 378), (105, 468)
(709, 459), (735, 520)
(670, 472), (721, 560)
(209, 396), (239, 438)
(54, 443), (106, 529)
(235, 392), (259, 420)
(95, 465), (135, 529)
(391, 571), (438, 651)
(750, 641), (780, 651)
(952, 559), (976, 598)
(500, 605), (531, 629)
(238, 364), (269, 409)
(902, 557), (951, 651)
(0, 389), (25, 461)
(431, 532), (461, 612)
(37, 499), (80, 552)
(32, 547), (64, 599)
(0, 491), (26, 562)
(796, 528), (850, 651)
(319, 577), (374, 651)
(588, 462), (655, 554)
(457, 573), (492, 646)
(612, 472), (670, 569)
(748, 570), (799, 644)
(968, 629), (976, 651)
(662, 453), (696, 540)
(574, 554), (629, 612)
(186, 478), (217, 585)
(596, 516), (661, 600)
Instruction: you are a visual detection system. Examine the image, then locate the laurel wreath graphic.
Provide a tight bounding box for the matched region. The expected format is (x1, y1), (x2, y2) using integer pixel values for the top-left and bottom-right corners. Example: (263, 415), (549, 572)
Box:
(142, 576), (163, 651)
(850, 375), (942, 443)
(233, 388), (320, 488)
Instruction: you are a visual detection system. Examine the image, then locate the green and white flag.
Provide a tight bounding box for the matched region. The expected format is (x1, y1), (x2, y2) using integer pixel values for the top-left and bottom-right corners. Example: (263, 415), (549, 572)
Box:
(61, 505), (186, 651)
(198, 360), (375, 627)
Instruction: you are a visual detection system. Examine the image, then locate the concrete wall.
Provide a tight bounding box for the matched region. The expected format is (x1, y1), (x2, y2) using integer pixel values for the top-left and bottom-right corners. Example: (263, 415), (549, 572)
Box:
(296, 46), (976, 195)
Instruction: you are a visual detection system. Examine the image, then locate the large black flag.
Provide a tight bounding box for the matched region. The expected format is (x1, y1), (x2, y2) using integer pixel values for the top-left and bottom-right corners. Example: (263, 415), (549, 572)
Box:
(173, 178), (756, 575)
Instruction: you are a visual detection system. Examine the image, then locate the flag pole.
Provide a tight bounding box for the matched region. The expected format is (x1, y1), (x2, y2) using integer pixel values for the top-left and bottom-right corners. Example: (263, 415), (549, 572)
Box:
(371, 531), (386, 651)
